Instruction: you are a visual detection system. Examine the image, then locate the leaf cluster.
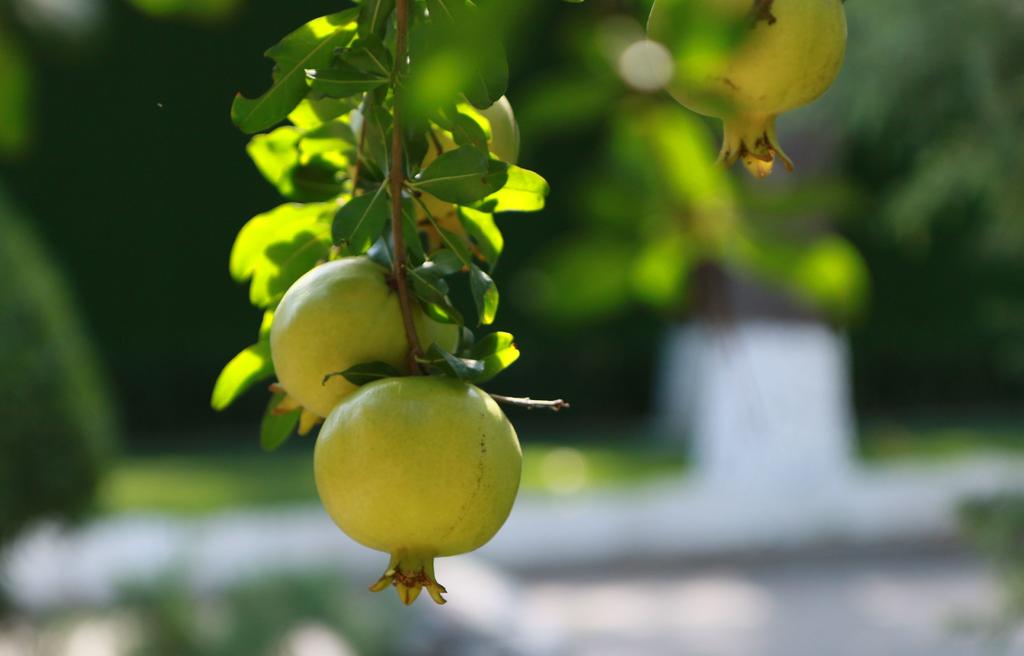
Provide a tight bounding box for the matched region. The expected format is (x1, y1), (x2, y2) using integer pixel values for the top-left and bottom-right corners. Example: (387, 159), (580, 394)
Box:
(212, 1), (562, 445)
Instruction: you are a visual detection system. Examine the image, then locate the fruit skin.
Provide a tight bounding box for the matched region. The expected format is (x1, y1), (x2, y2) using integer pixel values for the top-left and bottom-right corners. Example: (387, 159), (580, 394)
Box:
(270, 257), (458, 418)
(314, 376), (522, 604)
(477, 96), (521, 166)
(648, 0), (846, 177)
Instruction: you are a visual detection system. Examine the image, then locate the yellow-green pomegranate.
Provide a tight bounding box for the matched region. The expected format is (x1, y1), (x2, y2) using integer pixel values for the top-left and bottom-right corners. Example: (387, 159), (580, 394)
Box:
(648, 0), (847, 177)
(270, 257), (458, 419)
(314, 376), (522, 605)
(478, 96), (521, 165)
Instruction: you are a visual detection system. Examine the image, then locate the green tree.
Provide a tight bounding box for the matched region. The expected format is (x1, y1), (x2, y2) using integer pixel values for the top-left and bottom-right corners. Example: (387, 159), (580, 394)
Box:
(0, 188), (116, 548)
(819, 0), (1024, 407)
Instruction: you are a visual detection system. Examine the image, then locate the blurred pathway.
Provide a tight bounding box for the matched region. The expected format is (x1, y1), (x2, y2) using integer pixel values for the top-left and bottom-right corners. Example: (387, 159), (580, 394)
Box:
(5, 454), (1024, 655)
(3, 511), (1023, 655)
(517, 550), (1022, 656)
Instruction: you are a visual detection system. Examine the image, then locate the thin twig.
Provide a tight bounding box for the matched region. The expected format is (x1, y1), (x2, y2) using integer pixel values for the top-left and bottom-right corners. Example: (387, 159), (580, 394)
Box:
(489, 395), (571, 412)
(389, 0), (423, 373)
(411, 193), (473, 268)
(427, 128), (445, 157)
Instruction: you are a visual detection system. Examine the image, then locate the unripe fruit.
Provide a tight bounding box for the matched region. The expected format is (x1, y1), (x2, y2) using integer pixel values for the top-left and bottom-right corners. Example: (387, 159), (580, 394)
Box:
(314, 376), (522, 604)
(270, 257), (458, 418)
(477, 96), (521, 166)
(648, 0), (846, 177)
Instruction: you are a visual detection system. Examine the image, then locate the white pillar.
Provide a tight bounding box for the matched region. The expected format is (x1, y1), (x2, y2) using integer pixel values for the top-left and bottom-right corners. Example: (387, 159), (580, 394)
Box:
(658, 320), (857, 490)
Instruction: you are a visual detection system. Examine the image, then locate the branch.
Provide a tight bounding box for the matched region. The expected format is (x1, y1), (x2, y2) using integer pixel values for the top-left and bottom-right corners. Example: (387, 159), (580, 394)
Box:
(389, 0), (423, 373)
(489, 395), (571, 413)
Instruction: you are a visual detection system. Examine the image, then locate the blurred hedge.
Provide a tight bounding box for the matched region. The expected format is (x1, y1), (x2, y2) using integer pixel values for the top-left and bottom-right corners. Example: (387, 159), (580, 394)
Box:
(0, 187), (116, 546)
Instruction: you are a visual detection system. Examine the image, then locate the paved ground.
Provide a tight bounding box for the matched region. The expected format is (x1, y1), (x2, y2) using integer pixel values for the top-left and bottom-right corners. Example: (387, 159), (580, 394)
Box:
(515, 549), (1023, 656)
(2, 541), (1022, 656)
(5, 457), (1024, 656)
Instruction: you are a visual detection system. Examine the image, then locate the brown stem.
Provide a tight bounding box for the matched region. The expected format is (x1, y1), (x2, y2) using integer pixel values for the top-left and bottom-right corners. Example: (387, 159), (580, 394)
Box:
(389, 0), (423, 373)
(749, 0), (777, 25)
(489, 395), (571, 413)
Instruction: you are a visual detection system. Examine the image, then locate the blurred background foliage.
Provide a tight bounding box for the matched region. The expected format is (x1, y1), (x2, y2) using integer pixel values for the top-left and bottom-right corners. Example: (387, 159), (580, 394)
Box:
(0, 18), (30, 156)
(127, 0), (239, 22)
(511, 0), (1024, 417)
(0, 186), (115, 547)
(822, 0), (1024, 409)
(121, 570), (399, 656)
(0, 0), (1021, 470)
(960, 494), (1024, 640)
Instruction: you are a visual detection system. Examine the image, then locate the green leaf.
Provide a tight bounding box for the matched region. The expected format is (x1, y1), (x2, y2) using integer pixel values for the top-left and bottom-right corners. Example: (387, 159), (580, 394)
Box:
(422, 0), (508, 109)
(358, 0), (395, 38)
(307, 64), (388, 99)
(420, 299), (464, 325)
(469, 264), (499, 325)
(0, 28), (31, 157)
(211, 340), (273, 411)
(324, 361), (401, 386)
(333, 185), (390, 254)
(288, 96), (358, 128)
(458, 207), (504, 267)
(261, 393), (299, 452)
(248, 126), (347, 201)
(343, 36), (393, 77)
(467, 331), (520, 383)
(230, 203), (335, 308)
(413, 195), (474, 266)
(472, 165), (549, 213)
(128, 0), (241, 21)
(298, 119), (356, 166)
(423, 249), (464, 277)
(422, 343), (485, 380)
(248, 126), (301, 185)
(447, 112), (489, 152)
(359, 96), (392, 179)
(423, 0), (466, 23)
(442, 228), (475, 267)
(401, 202), (428, 262)
(366, 237), (393, 269)
(458, 325), (476, 352)
(258, 310), (275, 340)
(462, 43), (508, 110)
(408, 266), (450, 305)
(411, 147), (508, 205)
(409, 267), (463, 325)
(231, 10), (358, 134)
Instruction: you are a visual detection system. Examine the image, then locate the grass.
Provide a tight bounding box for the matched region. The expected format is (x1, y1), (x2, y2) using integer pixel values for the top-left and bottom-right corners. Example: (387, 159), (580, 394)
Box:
(859, 413), (1024, 462)
(99, 448), (319, 515)
(99, 414), (1024, 516)
(98, 434), (688, 516)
